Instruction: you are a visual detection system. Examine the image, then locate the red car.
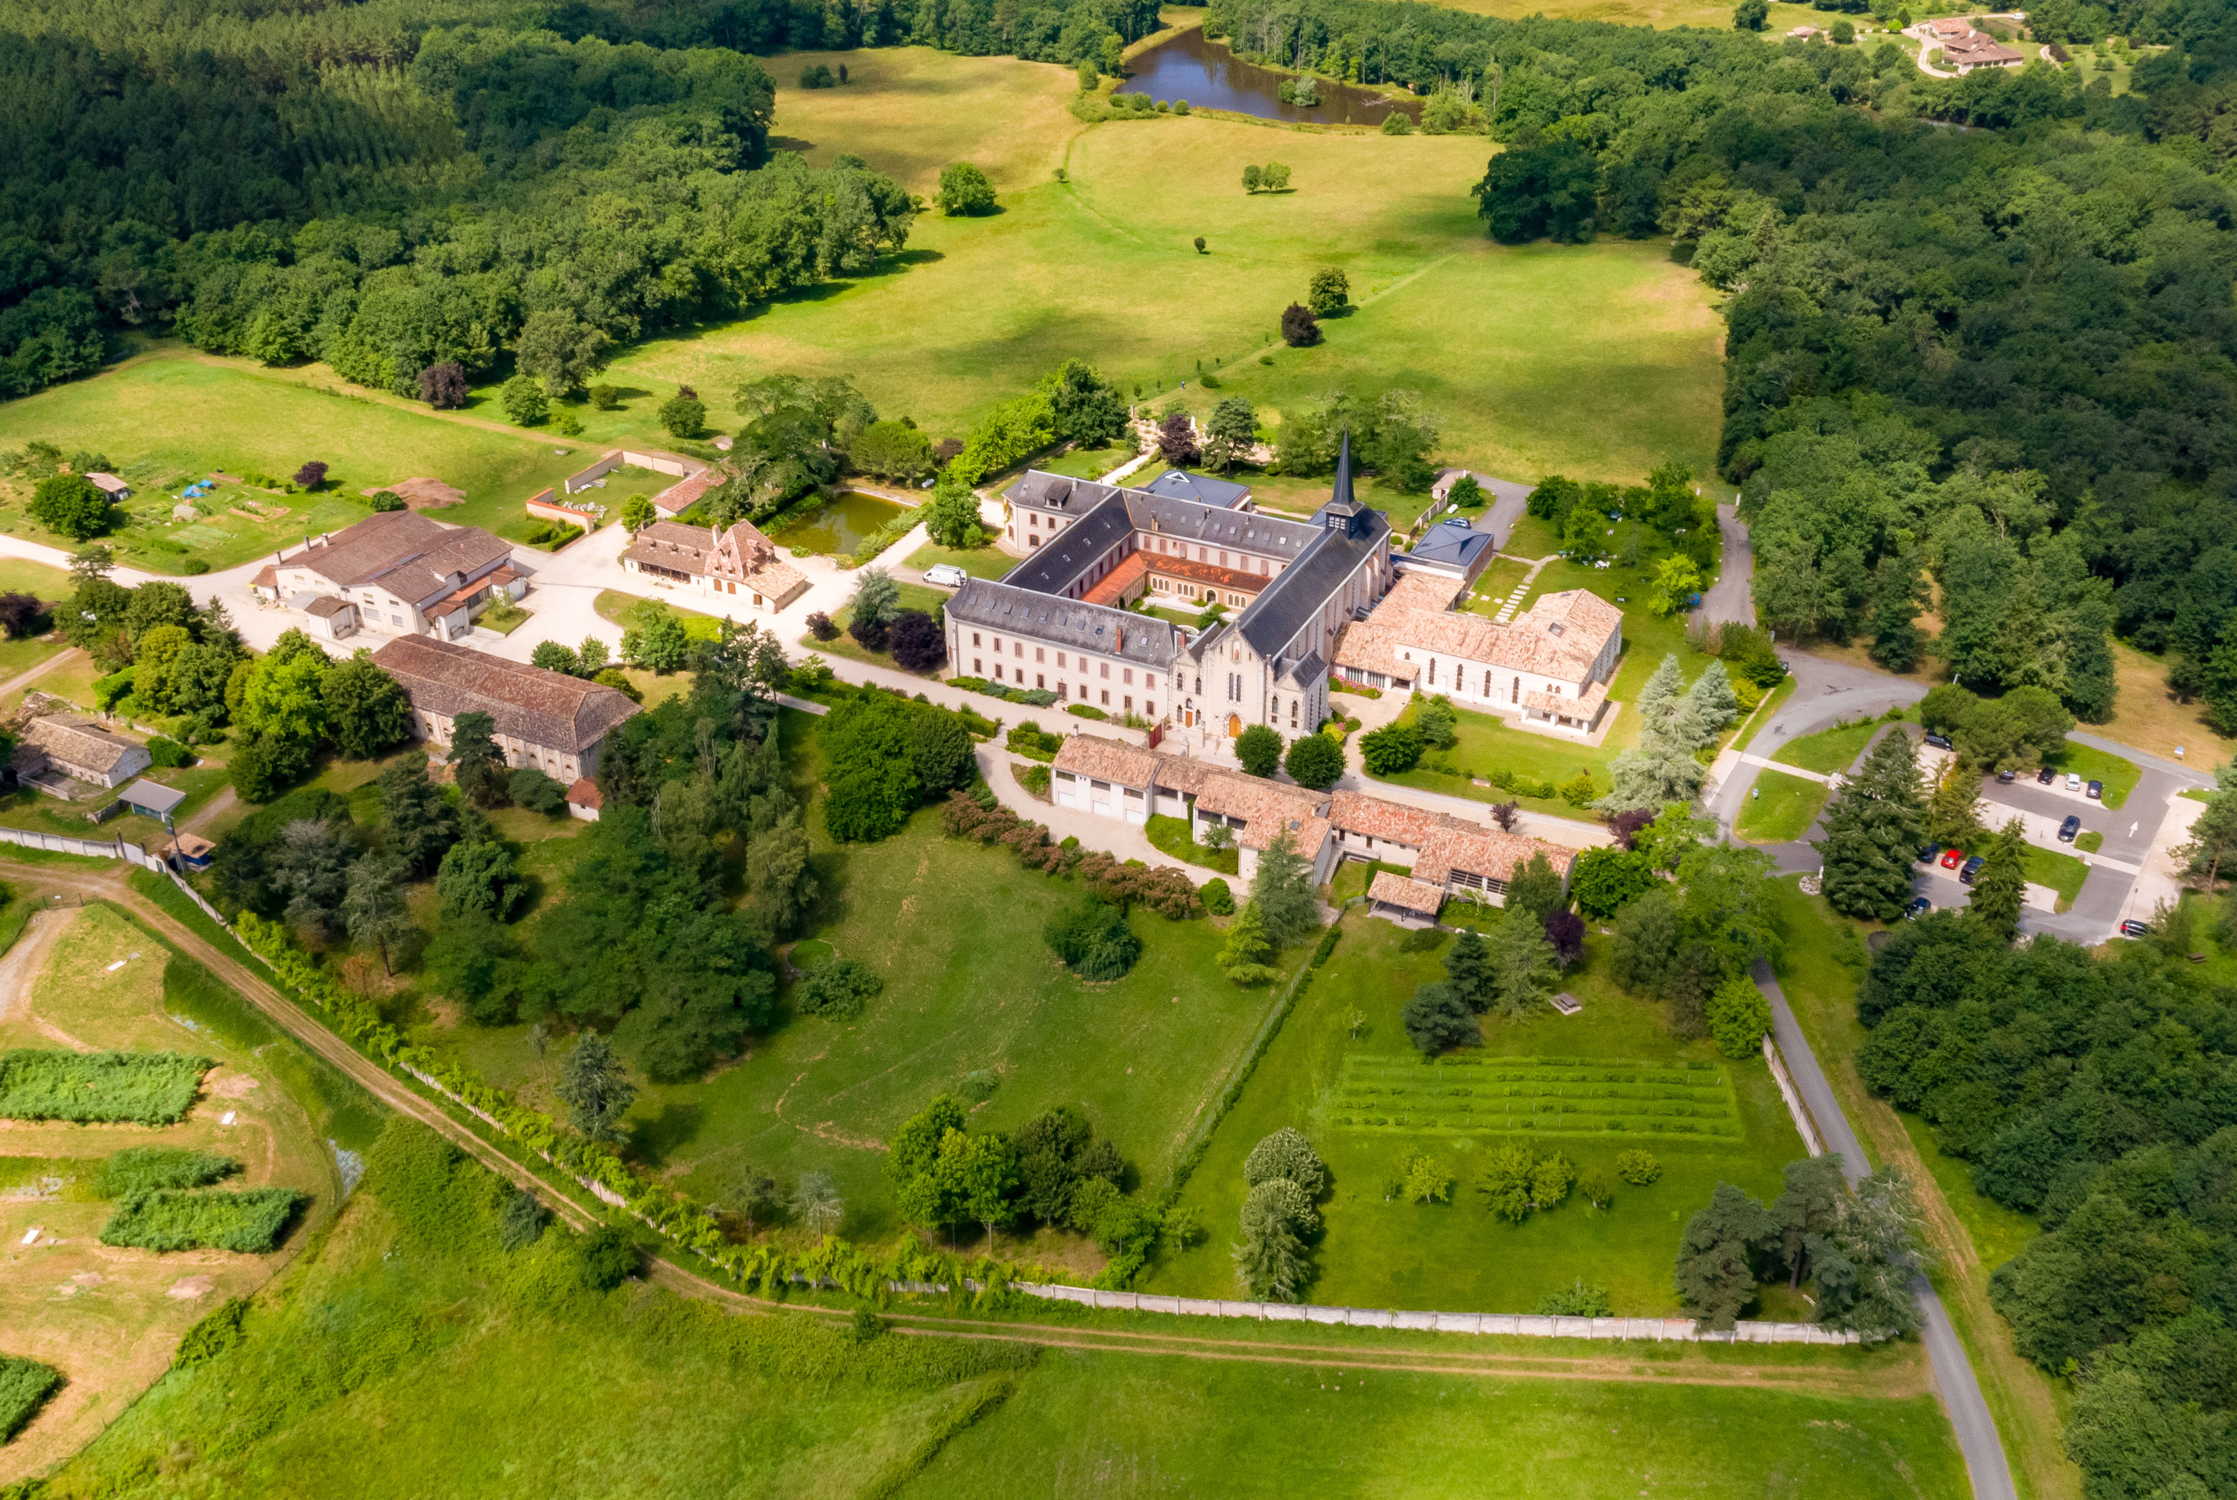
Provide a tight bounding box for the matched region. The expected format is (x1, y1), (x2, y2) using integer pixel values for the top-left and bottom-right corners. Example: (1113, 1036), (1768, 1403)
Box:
(1939, 848), (1965, 869)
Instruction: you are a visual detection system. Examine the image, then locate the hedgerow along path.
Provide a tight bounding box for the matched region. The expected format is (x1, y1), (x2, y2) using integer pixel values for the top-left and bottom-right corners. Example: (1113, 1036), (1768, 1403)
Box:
(0, 858), (1932, 1402)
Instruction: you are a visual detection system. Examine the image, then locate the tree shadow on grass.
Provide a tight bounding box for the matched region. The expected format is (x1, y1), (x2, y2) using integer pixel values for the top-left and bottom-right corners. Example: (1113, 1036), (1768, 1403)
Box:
(631, 1100), (705, 1167)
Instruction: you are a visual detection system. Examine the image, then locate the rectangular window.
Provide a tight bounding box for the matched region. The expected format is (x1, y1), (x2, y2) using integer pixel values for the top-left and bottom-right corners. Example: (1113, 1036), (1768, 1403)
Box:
(1428, 660), (1437, 686)
(1037, 674), (1046, 689)
(1147, 702), (1157, 718)
(973, 658), (982, 674)
(1057, 652), (1067, 669)
(1059, 682), (1070, 698)
(972, 632), (982, 647)
(994, 665), (1004, 681)
(1101, 663), (1110, 678)
(1123, 668), (1133, 685)
(1124, 696), (1133, 713)
(1101, 690), (1111, 706)
(1036, 647), (1045, 664)
(1013, 641), (1023, 657)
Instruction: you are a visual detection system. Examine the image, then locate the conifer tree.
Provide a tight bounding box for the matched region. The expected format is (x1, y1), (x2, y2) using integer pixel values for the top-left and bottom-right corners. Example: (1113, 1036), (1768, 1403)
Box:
(1968, 818), (2028, 942)
(1926, 756), (1985, 849)
(1636, 653), (1687, 742)
(1676, 661), (1741, 750)
(1250, 831), (1318, 949)
(1815, 731), (1928, 921)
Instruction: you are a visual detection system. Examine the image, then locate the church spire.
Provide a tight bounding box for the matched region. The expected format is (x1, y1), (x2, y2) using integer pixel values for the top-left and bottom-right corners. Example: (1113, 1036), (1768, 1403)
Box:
(1331, 430), (1356, 512)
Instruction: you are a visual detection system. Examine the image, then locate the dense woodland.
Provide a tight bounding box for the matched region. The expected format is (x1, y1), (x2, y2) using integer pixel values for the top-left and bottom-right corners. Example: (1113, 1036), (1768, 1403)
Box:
(1211, 0), (2237, 728)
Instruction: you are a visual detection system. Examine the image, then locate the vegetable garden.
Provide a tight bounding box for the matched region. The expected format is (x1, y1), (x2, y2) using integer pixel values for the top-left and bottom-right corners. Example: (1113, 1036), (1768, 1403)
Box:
(1329, 1054), (1741, 1142)
(0, 1049), (211, 1124)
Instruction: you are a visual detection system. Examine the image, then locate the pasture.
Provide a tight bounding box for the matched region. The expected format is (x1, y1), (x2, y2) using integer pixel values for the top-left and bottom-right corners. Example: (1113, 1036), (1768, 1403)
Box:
(0, 351), (586, 572)
(1148, 920), (1805, 1315)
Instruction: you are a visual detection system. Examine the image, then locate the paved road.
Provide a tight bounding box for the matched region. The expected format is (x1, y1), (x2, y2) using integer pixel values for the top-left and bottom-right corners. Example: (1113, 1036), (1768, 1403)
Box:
(1754, 957), (2017, 1500)
(1702, 501), (1755, 628)
(1433, 470), (1530, 552)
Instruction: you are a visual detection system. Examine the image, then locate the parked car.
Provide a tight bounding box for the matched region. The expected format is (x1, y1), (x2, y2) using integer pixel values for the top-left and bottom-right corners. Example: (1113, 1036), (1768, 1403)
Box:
(1995, 768), (2017, 783)
(1917, 843), (1938, 863)
(1924, 732), (1955, 751)
(1905, 896), (1932, 919)
(1960, 855), (1984, 885)
(923, 563), (969, 589)
(2067, 772), (2083, 791)
(2058, 814), (2082, 843)
(2036, 766), (2056, 785)
(1940, 848), (1965, 869)
(2087, 779), (2104, 800)
(2120, 919), (2153, 939)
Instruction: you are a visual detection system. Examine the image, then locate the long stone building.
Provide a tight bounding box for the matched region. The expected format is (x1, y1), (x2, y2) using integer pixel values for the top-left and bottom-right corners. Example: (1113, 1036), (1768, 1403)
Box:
(948, 440), (1394, 752)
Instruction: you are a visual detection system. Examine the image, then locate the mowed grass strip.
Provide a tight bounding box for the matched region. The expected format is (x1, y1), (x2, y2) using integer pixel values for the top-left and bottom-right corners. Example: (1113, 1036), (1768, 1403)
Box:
(1773, 718), (1885, 775)
(0, 1049), (211, 1124)
(99, 1187), (307, 1254)
(914, 1347), (1968, 1498)
(0, 1355), (63, 1444)
(1735, 769), (1830, 845)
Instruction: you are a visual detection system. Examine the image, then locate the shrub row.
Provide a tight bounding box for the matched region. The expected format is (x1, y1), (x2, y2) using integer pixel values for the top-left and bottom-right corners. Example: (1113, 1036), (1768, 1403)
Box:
(1339, 1082), (1731, 1106)
(1334, 1116), (1743, 1139)
(94, 1146), (240, 1198)
(0, 1049), (211, 1124)
(100, 1187), (307, 1253)
(847, 510), (921, 566)
(0, 1355), (62, 1442)
(939, 791), (1199, 919)
(950, 674), (1059, 709)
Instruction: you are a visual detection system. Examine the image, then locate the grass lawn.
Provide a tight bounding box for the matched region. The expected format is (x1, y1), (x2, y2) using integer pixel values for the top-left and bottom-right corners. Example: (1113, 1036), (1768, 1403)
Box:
(1033, 441), (1138, 480)
(1148, 920), (1804, 1316)
(1735, 769), (1829, 845)
(0, 348), (587, 574)
(904, 541), (1015, 580)
(410, 709), (1293, 1241)
(916, 1347), (1966, 1499)
(2022, 844), (2090, 909)
(1774, 718), (1886, 776)
(593, 52), (1720, 485)
(2047, 739), (2141, 809)
(807, 580), (949, 674)
(1144, 813), (1238, 874)
(0, 763), (231, 851)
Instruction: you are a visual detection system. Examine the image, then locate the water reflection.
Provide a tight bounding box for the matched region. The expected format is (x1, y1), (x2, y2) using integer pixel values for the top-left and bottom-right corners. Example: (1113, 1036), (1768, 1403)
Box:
(1118, 28), (1419, 127)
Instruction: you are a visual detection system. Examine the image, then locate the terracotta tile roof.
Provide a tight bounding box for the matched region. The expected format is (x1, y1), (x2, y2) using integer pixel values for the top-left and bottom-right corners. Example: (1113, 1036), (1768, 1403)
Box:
(1241, 813), (1327, 854)
(270, 511), (512, 605)
(1052, 734), (1162, 786)
(371, 636), (641, 754)
(1328, 790), (1453, 849)
(1331, 619), (1416, 682)
(566, 777), (602, 809)
(1344, 576), (1620, 687)
(1141, 550), (1272, 594)
(250, 564), (278, 591)
(651, 467), (719, 515)
(1523, 679), (1609, 717)
(1080, 551), (1150, 608)
(1369, 870), (1446, 916)
(1193, 770), (1326, 832)
(1412, 826), (1574, 888)
(624, 519), (806, 605)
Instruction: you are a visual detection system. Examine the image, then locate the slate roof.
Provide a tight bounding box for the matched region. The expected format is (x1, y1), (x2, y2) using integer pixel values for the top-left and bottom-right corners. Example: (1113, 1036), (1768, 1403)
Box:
(272, 511), (512, 606)
(947, 580), (1179, 668)
(1141, 469), (1252, 509)
(1409, 517), (1496, 570)
(372, 636), (641, 754)
(1235, 515), (1388, 659)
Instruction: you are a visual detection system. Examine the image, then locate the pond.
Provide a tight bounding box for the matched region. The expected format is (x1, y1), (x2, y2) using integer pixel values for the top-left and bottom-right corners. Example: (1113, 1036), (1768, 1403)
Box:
(1117, 28), (1419, 127)
(768, 491), (910, 555)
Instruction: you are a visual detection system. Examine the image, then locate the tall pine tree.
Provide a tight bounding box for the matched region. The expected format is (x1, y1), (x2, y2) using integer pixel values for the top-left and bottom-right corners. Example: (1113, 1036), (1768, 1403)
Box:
(1968, 818), (2028, 942)
(1815, 731), (1927, 922)
(1251, 831), (1319, 950)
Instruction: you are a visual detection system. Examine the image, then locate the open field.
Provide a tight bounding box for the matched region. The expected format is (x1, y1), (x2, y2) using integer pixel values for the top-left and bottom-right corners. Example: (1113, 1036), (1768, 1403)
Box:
(1149, 920), (1804, 1314)
(1735, 768), (1829, 844)
(1767, 880), (2082, 1500)
(914, 1346), (1966, 1499)
(585, 49), (1721, 485)
(0, 902), (351, 1482)
(0, 350), (587, 573)
(410, 709), (1291, 1241)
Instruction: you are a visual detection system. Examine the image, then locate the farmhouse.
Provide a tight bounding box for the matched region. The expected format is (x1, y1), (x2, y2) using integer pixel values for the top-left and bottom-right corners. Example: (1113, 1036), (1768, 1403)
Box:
(1334, 572), (1623, 734)
(250, 511), (526, 642)
(14, 713), (150, 790)
(955, 440), (1393, 752)
(1941, 31), (2025, 70)
(1050, 734), (1572, 914)
(371, 636), (641, 783)
(619, 519), (808, 614)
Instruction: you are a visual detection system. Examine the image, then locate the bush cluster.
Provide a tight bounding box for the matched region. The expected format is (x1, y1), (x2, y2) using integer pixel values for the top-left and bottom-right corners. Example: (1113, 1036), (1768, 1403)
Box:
(100, 1187), (308, 1253)
(941, 791), (1200, 919)
(94, 1146), (240, 1198)
(0, 1049), (211, 1124)
(0, 1355), (61, 1443)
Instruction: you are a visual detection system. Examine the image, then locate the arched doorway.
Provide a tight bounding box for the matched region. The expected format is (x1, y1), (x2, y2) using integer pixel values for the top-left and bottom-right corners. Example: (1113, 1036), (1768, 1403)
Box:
(1226, 714), (1242, 737)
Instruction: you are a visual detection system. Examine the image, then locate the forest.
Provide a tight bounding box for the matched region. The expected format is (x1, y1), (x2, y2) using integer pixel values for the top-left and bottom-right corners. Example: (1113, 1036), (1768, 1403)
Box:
(1857, 915), (2237, 1497)
(1210, 0), (2237, 728)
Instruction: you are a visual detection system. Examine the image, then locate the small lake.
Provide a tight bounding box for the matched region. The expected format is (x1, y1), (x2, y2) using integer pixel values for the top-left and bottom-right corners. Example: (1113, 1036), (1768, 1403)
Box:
(1118, 28), (1418, 127)
(769, 490), (910, 554)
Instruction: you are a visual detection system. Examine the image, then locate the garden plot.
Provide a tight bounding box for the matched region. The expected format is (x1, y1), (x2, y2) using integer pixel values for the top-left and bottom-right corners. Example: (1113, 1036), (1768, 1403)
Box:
(1331, 1054), (1741, 1143)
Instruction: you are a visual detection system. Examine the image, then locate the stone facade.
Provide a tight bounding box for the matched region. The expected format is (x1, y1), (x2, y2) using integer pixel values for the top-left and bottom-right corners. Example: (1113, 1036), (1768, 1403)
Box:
(249, 511), (525, 642)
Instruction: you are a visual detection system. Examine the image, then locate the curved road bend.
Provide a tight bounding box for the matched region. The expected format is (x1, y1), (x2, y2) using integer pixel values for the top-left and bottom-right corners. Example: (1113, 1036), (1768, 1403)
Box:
(1755, 958), (2017, 1500)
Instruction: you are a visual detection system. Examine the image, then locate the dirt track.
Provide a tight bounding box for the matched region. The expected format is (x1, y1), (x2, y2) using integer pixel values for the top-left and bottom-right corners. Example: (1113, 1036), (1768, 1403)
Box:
(1, 859), (1926, 1400)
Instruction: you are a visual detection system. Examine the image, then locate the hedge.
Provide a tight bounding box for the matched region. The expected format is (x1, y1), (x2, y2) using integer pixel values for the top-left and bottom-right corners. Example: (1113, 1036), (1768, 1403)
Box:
(0, 1049), (211, 1124)
(0, 1355), (62, 1443)
(101, 1187), (308, 1253)
(95, 1146), (240, 1198)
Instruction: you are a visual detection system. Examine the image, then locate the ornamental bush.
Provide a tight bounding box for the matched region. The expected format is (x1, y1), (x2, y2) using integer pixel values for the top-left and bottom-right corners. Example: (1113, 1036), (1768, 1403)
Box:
(1616, 1149), (1663, 1186)
(1244, 1126), (1326, 1197)
(1043, 896), (1142, 980)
